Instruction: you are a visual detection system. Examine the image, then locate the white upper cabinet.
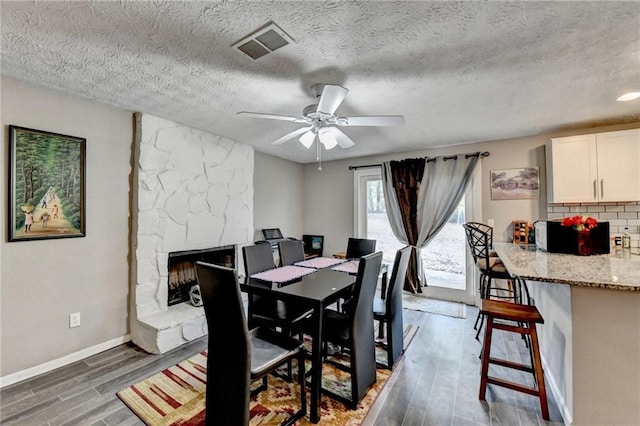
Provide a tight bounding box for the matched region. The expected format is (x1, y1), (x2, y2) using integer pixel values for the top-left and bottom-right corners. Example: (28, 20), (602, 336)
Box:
(546, 129), (640, 203)
(596, 130), (640, 202)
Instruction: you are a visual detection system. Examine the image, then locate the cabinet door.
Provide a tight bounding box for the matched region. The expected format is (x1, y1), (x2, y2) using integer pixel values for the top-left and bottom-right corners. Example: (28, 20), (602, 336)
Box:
(547, 135), (598, 203)
(596, 129), (640, 202)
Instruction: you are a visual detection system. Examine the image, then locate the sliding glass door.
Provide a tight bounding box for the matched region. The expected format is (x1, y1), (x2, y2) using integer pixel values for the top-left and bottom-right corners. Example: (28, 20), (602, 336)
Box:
(354, 167), (479, 304)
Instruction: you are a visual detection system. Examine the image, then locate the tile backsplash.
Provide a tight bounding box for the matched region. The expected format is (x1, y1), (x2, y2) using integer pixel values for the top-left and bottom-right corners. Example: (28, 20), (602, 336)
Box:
(546, 202), (640, 248)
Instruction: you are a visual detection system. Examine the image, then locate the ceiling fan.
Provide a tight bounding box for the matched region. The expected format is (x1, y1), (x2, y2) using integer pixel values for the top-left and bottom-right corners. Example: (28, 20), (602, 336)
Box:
(237, 84), (405, 150)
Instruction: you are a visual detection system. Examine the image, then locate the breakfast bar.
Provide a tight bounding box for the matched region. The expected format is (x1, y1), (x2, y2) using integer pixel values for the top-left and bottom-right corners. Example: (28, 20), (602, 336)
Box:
(493, 243), (640, 426)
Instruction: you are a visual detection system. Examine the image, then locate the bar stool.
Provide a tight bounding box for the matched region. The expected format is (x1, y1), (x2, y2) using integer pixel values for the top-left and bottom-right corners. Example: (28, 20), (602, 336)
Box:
(463, 222), (521, 339)
(479, 299), (549, 421)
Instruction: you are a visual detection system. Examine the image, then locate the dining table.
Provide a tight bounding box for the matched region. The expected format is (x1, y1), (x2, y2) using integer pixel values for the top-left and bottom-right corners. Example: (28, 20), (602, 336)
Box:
(241, 267), (357, 423)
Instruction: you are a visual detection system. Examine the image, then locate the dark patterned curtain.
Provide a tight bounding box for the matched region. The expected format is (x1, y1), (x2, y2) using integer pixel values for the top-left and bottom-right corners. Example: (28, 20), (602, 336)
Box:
(384, 159), (425, 293)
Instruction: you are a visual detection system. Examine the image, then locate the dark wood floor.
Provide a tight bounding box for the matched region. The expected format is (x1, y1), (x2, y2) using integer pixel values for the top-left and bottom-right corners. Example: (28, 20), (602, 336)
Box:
(0, 306), (564, 426)
(365, 308), (563, 426)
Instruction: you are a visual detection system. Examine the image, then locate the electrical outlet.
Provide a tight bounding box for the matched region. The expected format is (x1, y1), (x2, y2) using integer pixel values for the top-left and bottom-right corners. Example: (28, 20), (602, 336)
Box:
(69, 312), (81, 328)
(487, 218), (495, 228)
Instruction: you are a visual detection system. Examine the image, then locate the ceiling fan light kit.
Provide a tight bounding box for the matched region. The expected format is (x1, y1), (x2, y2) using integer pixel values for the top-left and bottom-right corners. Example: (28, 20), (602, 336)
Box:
(238, 83), (405, 157)
(299, 129), (316, 148)
(270, 126), (311, 145)
(318, 127), (338, 149)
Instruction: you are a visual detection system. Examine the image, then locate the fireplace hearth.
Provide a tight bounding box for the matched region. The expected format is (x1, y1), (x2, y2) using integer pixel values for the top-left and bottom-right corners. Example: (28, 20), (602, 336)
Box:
(167, 245), (236, 306)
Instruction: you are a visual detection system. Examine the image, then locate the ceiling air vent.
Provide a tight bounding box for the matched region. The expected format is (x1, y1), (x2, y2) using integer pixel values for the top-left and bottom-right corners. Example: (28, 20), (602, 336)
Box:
(232, 21), (294, 60)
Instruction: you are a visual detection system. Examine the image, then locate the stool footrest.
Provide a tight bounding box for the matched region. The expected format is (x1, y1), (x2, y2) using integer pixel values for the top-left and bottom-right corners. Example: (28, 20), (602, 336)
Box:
(489, 357), (534, 373)
(487, 376), (541, 397)
(492, 322), (531, 334)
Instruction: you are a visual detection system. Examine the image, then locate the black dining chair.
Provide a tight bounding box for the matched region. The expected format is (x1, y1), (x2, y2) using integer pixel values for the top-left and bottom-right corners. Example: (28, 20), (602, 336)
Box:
(345, 237), (377, 259)
(244, 243), (276, 275)
(195, 262), (306, 426)
(242, 243), (313, 330)
(335, 237), (377, 310)
(243, 244), (313, 379)
(373, 246), (411, 369)
(278, 239), (305, 266)
(320, 251), (383, 409)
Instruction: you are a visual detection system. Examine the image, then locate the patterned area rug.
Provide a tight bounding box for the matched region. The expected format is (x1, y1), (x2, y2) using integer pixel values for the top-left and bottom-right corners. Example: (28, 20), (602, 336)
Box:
(117, 325), (417, 426)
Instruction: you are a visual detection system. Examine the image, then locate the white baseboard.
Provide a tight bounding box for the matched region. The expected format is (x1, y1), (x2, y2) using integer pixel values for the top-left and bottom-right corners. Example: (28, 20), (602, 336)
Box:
(0, 334), (131, 389)
(540, 353), (572, 425)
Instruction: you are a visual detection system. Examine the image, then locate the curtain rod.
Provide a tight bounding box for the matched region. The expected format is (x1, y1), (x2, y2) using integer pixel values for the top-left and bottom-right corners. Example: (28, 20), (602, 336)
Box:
(348, 151), (490, 170)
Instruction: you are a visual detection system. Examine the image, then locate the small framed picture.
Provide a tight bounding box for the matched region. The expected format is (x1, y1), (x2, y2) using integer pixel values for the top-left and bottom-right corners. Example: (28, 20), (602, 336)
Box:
(8, 125), (86, 242)
(490, 167), (540, 200)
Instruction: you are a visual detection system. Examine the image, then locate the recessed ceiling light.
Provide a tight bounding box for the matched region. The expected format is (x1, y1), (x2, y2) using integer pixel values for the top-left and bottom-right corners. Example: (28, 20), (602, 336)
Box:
(616, 92), (640, 101)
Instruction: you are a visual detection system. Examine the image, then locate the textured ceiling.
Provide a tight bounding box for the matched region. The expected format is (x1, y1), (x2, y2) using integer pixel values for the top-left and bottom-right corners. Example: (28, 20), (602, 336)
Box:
(2, 1), (639, 164)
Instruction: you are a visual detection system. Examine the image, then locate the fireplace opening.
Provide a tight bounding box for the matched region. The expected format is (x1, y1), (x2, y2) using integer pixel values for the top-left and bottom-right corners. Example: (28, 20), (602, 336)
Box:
(167, 245), (236, 306)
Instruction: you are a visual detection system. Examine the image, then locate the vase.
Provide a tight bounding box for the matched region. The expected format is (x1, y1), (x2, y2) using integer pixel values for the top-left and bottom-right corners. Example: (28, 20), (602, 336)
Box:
(577, 230), (591, 256)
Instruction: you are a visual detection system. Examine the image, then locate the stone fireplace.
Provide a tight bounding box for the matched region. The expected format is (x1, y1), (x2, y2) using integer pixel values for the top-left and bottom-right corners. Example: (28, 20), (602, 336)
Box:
(130, 113), (253, 354)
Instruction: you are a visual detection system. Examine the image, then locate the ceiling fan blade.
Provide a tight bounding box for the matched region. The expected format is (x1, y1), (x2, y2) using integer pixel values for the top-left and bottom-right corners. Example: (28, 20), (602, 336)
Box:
(339, 115), (405, 126)
(270, 127), (313, 145)
(237, 111), (306, 123)
(317, 85), (349, 115)
(326, 127), (355, 149)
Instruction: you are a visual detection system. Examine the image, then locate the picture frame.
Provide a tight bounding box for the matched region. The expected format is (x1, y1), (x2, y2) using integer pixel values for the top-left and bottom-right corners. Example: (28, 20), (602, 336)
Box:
(8, 125), (86, 242)
(490, 167), (540, 200)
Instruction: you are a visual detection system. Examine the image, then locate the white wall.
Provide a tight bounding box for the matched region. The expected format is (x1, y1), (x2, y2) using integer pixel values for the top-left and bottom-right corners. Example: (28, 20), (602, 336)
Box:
(253, 151), (304, 242)
(1, 77), (132, 377)
(303, 122), (640, 255)
(303, 160), (356, 256)
(0, 80), (299, 381)
(303, 137), (548, 255)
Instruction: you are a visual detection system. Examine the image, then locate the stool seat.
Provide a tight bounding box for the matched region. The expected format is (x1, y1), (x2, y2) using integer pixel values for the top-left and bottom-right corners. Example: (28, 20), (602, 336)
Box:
(480, 299), (543, 323)
(479, 299), (549, 421)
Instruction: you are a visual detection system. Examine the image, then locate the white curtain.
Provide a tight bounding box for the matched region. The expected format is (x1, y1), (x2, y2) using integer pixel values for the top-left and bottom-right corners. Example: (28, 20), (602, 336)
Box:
(382, 154), (480, 292)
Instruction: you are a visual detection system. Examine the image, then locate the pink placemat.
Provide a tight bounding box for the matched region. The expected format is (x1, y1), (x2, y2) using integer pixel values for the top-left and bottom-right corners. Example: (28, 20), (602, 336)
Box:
(331, 260), (360, 274)
(294, 257), (345, 269)
(250, 265), (316, 283)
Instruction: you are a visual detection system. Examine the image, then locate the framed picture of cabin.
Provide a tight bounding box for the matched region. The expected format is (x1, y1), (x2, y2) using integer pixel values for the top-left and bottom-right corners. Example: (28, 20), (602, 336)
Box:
(8, 125), (86, 242)
(490, 167), (540, 200)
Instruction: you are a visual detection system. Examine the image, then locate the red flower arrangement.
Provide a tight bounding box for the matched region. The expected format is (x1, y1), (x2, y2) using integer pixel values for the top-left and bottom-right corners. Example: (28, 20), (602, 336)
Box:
(561, 215), (598, 232)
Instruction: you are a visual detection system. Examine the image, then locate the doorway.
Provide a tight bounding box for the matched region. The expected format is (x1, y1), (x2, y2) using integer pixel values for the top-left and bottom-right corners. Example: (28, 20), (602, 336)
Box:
(354, 168), (479, 304)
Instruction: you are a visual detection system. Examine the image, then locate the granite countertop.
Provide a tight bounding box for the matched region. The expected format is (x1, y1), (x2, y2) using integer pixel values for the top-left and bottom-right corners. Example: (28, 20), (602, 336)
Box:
(493, 242), (640, 291)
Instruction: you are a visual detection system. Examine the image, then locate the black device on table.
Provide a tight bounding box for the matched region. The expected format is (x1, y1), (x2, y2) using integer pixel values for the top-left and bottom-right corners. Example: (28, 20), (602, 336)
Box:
(302, 234), (324, 257)
(261, 228), (289, 248)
